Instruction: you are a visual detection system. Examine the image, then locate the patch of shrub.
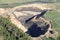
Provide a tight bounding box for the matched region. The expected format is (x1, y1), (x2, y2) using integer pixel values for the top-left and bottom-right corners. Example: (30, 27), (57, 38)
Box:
(0, 16), (32, 40)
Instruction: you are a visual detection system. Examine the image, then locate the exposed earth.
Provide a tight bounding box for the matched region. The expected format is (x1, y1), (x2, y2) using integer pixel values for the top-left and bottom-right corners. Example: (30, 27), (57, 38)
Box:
(0, 3), (58, 40)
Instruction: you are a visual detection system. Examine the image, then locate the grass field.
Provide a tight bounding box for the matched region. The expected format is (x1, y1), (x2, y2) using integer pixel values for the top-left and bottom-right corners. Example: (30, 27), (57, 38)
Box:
(0, 0), (60, 8)
(0, 0), (39, 4)
(46, 10), (60, 34)
(0, 0), (41, 8)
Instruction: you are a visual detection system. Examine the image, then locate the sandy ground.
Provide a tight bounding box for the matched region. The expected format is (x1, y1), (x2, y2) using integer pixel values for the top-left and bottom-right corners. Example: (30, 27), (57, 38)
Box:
(11, 3), (51, 31)
(57, 10), (60, 12)
(0, 3), (52, 32)
(0, 3), (58, 40)
(0, 8), (5, 15)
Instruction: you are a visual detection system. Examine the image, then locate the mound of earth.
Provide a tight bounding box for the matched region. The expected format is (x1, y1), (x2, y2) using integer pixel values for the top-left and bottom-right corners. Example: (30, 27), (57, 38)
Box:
(26, 16), (58, 37)
(0, 3), (58, 40)
(25, 16), (58, 40)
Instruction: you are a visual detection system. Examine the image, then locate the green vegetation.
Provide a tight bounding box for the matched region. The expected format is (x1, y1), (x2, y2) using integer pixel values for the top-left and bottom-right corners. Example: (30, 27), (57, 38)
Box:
(0, 0), (40, 8)
(42, 37), (56, 40)
(0, 0), (39, 4)
(0, 0), (60, 8)
(46, 10), (60, 34)
(0, 16), (32, 40)
(0, 0), (59, 4)
(56, 5), (60, 10)
(42, 36), (60, 40)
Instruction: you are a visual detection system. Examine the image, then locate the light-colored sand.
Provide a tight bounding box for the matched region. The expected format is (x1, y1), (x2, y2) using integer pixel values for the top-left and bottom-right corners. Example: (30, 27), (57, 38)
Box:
(0, 8), (5, 14)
